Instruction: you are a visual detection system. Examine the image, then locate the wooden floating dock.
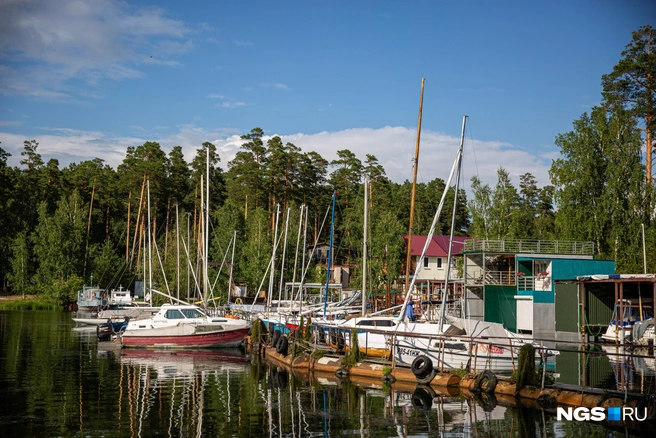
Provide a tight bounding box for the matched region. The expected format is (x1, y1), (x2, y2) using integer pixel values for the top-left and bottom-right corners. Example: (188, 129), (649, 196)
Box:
(251, 338), (652, 419)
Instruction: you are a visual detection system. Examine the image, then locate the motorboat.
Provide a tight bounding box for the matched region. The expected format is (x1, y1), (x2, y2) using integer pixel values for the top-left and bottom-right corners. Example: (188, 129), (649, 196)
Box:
(601, 299), (653, 343)
(76, 285), (107, 312)
(120, 304), (250, 349)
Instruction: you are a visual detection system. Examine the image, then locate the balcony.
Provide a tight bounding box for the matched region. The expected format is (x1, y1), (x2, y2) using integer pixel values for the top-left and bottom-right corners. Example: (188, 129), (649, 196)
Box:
(465, 271), (552, 291)
(465, 270), (515, 286)
(516, 275), (552, 291)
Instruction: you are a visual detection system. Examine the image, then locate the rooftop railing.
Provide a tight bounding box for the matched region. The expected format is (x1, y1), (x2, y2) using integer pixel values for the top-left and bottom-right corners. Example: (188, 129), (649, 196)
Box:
(463, 239), (594, 256)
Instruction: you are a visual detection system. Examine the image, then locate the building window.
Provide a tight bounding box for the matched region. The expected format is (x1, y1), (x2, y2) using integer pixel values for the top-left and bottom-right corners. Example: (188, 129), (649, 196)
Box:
(437, 258), (443, 269)
(423, 257), (430, 269)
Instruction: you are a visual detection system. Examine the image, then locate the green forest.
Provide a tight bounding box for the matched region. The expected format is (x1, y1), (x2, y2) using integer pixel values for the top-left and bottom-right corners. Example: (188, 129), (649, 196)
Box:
(0, 26), (654, 307)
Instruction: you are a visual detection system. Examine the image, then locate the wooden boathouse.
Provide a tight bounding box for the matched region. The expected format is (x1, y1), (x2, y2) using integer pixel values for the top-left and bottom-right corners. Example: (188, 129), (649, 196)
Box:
(556, 274), (656, 343)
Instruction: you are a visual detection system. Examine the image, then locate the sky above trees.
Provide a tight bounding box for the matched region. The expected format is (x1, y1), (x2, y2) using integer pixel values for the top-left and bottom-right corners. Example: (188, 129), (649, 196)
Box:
(1, 0), (654, 192)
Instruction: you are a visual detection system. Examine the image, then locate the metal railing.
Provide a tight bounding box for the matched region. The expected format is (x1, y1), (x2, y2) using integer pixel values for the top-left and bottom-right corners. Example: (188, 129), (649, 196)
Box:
(465, 270), (515, 286)
(463, 239), (594, 256)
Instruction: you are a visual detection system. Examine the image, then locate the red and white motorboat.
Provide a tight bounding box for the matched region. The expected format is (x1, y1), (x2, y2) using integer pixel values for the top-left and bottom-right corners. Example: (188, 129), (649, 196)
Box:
(120, 304), (250, 349)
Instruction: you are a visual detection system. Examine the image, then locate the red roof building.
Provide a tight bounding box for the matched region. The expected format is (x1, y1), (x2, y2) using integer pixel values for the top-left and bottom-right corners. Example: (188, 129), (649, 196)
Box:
(401, 235), (471, 301)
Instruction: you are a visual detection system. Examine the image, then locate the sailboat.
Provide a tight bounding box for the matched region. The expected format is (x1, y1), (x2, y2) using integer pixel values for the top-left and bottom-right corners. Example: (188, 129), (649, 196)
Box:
(324, 115), (539, 373)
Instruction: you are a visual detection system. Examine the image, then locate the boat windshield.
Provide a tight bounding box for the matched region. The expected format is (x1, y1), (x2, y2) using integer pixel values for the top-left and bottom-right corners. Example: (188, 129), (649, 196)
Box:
(181, 308), (205, 319)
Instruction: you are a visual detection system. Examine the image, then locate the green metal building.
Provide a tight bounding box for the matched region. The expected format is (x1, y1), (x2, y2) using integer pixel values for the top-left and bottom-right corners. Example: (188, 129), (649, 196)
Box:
(461, 238), (615, 340)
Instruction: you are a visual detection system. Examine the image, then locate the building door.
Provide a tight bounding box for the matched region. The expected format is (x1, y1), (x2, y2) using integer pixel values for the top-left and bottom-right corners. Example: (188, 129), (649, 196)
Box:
(515, 296), (533, 334)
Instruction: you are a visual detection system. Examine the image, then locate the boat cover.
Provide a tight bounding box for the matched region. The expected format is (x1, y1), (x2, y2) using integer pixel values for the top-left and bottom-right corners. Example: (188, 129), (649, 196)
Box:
(445, 316), (512, 339)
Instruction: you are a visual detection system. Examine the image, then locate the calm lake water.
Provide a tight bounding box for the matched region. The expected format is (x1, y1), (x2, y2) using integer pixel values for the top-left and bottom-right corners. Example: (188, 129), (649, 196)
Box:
(0, 310), (654, 437)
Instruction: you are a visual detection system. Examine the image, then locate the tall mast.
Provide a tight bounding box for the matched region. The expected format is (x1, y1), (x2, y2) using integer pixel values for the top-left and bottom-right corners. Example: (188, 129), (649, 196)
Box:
(323, 192), (337, 318)
(277, 207), (291, 309)
(147, 178), (153, 306)
(291, 204), (304, 306)
(186, 212), (191, 300)
(438, 115), (467, 332)
(200, 175), (206, 304)
(204, 144), (210, 307)
(176, 203), (180, 303)
(404, 78), (426, 297)
(397, 120), (464, 324)
(298, 205), (309, 315)
(362, 177), (369, 316)
(267, 205), (281, 309)
(228, 230), (237, 306)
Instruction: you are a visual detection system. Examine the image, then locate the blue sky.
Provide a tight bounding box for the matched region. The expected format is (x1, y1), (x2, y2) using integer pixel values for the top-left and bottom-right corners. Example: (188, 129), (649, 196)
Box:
(1, 0), (654, 190)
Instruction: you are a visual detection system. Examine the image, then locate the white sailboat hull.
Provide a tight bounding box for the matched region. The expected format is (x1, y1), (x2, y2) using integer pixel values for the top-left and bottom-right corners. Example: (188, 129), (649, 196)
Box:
(394, 337), (521, 374)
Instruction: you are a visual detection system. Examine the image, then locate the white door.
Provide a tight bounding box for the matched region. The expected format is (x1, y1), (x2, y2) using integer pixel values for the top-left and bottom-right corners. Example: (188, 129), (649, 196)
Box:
(515, 296), (533, 333)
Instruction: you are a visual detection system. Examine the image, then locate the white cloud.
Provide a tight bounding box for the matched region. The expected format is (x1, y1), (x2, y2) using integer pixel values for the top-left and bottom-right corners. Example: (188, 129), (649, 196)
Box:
(233, 40), (253, 46)
(206, 94), (246, 108)
(0, 125), (553, 191)
(218, 101), (246, 109)
(0, 0), (192, 99)
(261, 82), (290, 90)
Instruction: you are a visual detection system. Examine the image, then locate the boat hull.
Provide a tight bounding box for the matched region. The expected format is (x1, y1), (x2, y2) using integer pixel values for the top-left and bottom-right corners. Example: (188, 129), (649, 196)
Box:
(394, 337), (521, 374)
(121, 327), (250, 349)
(73, 318), (124, 326)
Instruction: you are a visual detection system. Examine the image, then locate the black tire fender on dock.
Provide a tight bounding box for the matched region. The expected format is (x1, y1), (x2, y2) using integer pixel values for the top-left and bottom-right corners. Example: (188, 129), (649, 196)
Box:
(276, 335), (289, 356)
(317, 327), (325, 343)
(473, 370), (498, 393)
(636, 394), (656, 421)
(416, 369), (437, 385)
(268, 322), (275, 341)
(271, 329), (281, 347)
(411, 355), (433, 379)
(336, 331), (345, 350)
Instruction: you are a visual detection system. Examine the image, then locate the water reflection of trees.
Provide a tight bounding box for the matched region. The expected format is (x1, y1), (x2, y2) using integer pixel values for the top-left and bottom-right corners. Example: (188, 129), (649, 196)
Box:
(2, 310), (649, 437)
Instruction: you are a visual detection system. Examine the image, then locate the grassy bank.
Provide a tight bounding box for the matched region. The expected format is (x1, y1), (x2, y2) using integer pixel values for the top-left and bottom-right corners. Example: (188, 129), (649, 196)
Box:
(0, 296), (59, 310)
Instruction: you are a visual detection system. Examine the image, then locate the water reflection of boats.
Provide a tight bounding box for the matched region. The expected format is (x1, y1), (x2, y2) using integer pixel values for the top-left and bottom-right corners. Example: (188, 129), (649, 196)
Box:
(601, 344), (656, 375)
(120, 348), (248, 379)
(119, 348), (249, 437)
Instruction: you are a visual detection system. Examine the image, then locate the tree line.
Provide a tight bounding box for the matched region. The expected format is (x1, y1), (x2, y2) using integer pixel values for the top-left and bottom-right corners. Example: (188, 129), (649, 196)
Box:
(0, 25), (653, 306)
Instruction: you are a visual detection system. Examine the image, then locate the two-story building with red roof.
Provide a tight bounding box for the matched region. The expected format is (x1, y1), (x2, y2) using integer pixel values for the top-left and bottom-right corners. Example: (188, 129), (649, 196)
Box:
(402, 235), (470, 302)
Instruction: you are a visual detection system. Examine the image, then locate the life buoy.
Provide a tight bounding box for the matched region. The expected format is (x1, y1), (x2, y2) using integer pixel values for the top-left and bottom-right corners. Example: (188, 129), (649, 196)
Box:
(411, 355), (433, 379)
(473, 370), (498, 393)
(276, 335), (289, 356)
